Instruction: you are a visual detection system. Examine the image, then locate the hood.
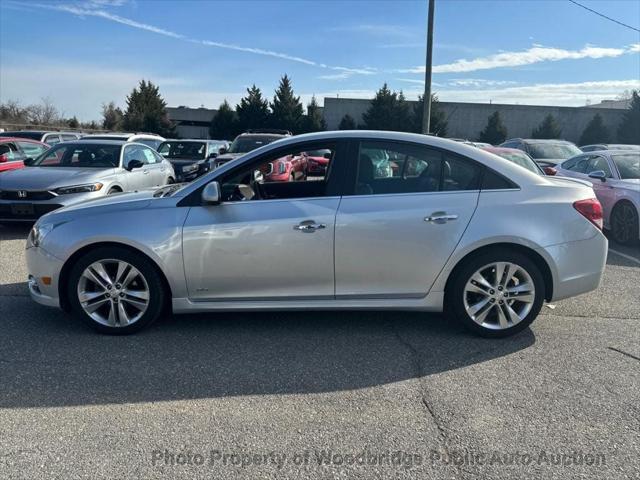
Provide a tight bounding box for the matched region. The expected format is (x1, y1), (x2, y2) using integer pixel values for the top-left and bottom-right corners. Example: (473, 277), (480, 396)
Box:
(168, 158), (206, 167)
(0, 166), (112, 190)
(215, 153), (244, 162)
(41, 189), (156, 222)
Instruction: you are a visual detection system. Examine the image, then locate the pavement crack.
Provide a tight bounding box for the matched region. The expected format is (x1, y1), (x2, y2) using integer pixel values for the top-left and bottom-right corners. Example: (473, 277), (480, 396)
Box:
(390, 321), (463, 479)
(608, 347), (640, 362)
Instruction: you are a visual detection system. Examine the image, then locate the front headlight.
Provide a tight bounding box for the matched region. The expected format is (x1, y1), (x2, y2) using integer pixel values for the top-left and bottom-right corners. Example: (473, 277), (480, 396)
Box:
(27, 223), (55, 248)
(182, 163), (199, 173)
(55, 183), (103, 195)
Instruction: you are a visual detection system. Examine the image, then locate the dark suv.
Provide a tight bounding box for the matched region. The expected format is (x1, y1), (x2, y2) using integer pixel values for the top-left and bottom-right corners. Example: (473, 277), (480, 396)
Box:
(214, 130), (291, 169)
(157, 140), (227, 182)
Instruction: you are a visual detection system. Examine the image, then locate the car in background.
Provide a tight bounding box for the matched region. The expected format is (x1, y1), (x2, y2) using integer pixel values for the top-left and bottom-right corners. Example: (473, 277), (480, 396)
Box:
(0, 138), (49, 173)
(480, 146), (548, 175)
(157, 140), (226, 182)
(261, 153), (307, 182)
(25, 130), (607, 337)
(0, 140), (174, 222)
(0, 130), (81, 145)
(214, 130), (291, 169)
(80, 133), (165, 150)
(556, 150), (640, 244)
(305, 149), (332, 176)
(500, 138), (581, 168)
(580, 144), (640, 152)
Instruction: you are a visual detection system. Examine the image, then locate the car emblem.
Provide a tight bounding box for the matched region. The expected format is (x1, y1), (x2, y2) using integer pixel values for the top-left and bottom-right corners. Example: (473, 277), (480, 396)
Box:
(17, 190), (27, 198)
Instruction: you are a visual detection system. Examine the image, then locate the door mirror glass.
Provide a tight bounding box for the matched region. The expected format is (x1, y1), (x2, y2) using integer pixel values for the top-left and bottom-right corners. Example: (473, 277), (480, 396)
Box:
(202, 181), (221, 204)
(588, 170), (606, 182)
(126, 159), (144, 171)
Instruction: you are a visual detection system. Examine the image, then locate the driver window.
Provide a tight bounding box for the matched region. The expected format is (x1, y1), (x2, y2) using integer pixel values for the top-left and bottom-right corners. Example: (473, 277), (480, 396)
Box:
(123, 145), (148, 166)
(219, 144), (336, 202)
(586, 155), (612, 177)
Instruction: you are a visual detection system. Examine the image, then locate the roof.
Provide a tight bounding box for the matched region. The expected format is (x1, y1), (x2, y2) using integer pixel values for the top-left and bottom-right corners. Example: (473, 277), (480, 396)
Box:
(482, 146), (529, 154)
(0, 137), (46, 144)
(82, 132), (164, 139)
(63, 139), (128, 146)
(505, 138), (575, 144)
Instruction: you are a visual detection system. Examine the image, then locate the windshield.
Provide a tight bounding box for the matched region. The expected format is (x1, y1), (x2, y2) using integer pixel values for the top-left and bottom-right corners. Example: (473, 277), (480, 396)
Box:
(158, 141), (206, 160)
(228, 135), (280, 154)
(495, 151), (542, 174)
(528, 143), (581, 160)
(612, 153), (640, 180)
(31, 143), (122, 168)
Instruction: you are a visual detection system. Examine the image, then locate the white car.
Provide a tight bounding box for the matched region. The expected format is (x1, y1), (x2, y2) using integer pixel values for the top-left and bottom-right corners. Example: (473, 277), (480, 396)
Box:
(25, 131), (607, 337)
(556, 150), (640, 244)
(80, 133), (165, 150)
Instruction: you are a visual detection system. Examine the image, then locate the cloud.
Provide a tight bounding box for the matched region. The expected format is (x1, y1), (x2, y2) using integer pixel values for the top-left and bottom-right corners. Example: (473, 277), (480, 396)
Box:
(398, 44), (638, 74)
(448, 79), (518, 87)
(25, 1), (377, 75)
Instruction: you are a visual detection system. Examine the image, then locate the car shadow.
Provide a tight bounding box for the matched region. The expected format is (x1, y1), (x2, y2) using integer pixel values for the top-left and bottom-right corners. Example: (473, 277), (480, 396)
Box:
(0, 223), (32, 240)
(0, 285), (535, 409)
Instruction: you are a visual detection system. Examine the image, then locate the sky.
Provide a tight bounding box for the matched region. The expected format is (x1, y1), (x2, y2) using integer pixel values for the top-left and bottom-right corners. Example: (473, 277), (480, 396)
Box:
(1, 0), (639, 121)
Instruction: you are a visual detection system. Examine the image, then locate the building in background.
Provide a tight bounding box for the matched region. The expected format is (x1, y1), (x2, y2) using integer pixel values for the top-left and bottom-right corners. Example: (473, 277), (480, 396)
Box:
(166, 106), (216, 139)
(322, 98), (627, 143)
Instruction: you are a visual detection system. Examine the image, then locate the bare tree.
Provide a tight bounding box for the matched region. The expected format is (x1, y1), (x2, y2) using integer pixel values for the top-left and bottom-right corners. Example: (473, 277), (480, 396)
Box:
(27, 97), (61, 125)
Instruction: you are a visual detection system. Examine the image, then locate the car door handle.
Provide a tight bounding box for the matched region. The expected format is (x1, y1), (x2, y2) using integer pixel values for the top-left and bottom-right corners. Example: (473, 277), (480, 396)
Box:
(294, 221), (326, 232)
(143, 170), (150, 174)
(425, 212), (458, 223)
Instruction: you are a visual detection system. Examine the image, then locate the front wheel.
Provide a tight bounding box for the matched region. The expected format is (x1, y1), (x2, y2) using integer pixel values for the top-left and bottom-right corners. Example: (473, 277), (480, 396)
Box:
(610, 202), (639, 245)
(447, 250), (545, 338)
(68, 247), (165, 334)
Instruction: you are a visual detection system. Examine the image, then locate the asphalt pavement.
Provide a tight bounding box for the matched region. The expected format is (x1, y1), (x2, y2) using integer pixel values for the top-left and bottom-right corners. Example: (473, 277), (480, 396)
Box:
(1, 223), (638, 479)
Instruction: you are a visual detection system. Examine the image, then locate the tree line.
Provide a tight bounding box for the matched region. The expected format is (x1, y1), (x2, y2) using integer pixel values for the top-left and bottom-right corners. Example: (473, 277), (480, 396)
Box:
(477, 91), (640, 145)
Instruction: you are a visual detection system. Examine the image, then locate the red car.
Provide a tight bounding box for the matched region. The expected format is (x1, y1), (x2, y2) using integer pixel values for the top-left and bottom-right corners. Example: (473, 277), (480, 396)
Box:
(262, 154), (308, 182)
(304, 149), (332, 176)
(0, 137), (49, 173)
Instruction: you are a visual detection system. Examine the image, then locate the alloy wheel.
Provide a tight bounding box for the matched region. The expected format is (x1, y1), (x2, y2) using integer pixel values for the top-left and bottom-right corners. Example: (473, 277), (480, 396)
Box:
(77, 259), (150, 327)
(463, 262), (535, 330)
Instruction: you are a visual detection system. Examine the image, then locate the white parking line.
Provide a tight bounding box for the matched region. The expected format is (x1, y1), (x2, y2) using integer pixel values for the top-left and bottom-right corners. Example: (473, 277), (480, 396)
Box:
(609, 248), (640, 266)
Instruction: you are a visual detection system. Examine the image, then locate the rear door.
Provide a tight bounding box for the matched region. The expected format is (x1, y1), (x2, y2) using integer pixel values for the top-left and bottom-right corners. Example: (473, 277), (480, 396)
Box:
(335, 140), (481, 298)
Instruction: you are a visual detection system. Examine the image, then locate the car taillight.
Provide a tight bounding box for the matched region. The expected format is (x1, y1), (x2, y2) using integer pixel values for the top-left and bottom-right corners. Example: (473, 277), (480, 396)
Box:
(573, 198), (603, 230)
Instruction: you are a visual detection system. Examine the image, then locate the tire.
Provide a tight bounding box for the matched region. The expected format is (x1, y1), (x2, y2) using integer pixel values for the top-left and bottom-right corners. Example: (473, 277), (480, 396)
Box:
(447, 249), (545, 338)
(610, 202), (639, 245)
(67, 246), (165, 334)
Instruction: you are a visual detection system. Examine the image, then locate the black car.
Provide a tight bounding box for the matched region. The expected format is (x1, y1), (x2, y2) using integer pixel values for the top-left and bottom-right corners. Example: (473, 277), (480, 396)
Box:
(157, 140), (227, 182)
(214, 130), (291, 168)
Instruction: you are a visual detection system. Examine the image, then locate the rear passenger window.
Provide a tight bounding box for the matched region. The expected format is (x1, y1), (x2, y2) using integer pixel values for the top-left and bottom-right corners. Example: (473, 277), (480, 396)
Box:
(482, 169), (517, 190)
(353, 141), (481, 195)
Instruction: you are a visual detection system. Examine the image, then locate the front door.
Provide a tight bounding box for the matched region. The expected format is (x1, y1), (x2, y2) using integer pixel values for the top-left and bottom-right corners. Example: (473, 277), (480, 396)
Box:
(335, 140), (481, 298)
(122, 144), (155, 190)
(182, 140), (345, 300)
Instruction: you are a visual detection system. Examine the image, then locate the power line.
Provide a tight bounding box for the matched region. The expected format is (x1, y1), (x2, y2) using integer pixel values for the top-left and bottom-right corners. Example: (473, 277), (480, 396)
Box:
(568, 0), (640, 33)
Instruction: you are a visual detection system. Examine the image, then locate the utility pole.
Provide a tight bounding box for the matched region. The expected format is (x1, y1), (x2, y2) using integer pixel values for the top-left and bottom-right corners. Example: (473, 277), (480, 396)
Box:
(422, 0), (435, 134)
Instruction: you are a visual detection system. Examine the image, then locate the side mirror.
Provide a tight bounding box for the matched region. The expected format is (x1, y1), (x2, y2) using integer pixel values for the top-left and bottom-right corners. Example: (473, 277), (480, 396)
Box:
(23, 157), (34, 166)
(323, 152), (332, 159)
(208, 152), (218, 159)
(125, 159), (144, 171)
(588, 170), (606, 182)
(218, 147), (227, 155)
(542, 166), (557, 176)
(0, 153), (8, 163)
(201, 181), (221, 205)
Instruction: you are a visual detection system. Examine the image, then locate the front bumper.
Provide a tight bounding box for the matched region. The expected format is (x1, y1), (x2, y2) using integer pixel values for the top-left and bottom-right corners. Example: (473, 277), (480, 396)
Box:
(25, 245), (64, 308)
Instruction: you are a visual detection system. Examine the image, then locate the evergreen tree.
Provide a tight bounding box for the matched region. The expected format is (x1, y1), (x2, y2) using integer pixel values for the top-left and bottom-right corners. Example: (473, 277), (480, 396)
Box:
(67, 116), (79, 129)
(478, 111), (508, 145)
(338, 114), (357, 130)
(102, 101), (123, 130)
(617, 90), (640, 144)
(531, 114), (562, 139)
(209, 100), (237, 139)
(300, 96), (326, 133)
(121, 80), (175, 136)
(410, 94), (448, 136)
(270, 74), (304, 132)
(394, 91), (412, 132)
(579, 113), (611, 146)
(236, 84), (270, 132)
(362, 83), (398, 130)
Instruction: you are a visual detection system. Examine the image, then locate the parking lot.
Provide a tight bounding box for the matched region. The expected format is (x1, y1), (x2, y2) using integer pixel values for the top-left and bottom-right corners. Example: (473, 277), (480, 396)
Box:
(0, 223), (638, 479)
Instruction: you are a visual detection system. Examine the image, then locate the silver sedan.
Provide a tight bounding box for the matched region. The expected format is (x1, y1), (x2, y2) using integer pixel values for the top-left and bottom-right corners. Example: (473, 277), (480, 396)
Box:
(26, 131), (608, 337)
(0, 140), (175, 222)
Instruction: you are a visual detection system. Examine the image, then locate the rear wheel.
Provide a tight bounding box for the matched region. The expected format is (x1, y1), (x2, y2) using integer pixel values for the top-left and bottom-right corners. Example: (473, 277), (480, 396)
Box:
(68, 247), (165, 334)
(610, 202), (639, 245)
(448, 250), (545, 338)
